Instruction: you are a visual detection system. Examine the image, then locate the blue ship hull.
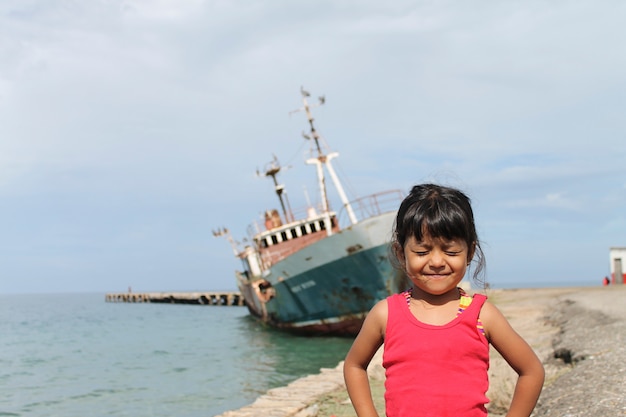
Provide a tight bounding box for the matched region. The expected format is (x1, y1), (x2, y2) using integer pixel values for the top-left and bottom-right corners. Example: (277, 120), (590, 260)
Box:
(267, 245), (405, 334)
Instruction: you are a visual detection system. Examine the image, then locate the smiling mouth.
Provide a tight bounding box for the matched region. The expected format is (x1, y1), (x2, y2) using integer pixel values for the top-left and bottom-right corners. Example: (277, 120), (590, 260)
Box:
(425, 274), (449, 279)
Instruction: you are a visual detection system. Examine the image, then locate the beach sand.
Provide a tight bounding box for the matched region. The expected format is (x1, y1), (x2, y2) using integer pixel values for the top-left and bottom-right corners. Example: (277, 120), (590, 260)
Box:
(216, 285), (626, 417)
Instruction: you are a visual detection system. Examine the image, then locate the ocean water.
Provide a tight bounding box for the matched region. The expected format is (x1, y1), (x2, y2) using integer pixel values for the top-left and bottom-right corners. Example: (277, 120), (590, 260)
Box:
(0, 293), (354, 417)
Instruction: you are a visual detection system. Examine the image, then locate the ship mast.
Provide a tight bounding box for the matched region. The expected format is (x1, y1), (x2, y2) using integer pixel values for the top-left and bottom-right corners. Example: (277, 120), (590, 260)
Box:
(292, 87), (358, 226)
(258, 155), (294, 224)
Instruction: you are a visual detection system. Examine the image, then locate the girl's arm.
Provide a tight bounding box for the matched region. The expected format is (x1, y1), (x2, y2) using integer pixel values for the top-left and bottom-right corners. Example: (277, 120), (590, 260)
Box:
(481, 301), (545, 417)
(343, 300), (387, 417)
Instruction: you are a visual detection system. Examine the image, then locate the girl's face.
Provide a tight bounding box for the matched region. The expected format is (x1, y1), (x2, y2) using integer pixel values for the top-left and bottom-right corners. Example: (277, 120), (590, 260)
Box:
(399, 232), (473, 296)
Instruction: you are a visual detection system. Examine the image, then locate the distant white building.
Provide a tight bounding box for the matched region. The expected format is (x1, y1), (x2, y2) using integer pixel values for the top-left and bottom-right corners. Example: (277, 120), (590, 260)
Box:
(609, 247), (626, 284)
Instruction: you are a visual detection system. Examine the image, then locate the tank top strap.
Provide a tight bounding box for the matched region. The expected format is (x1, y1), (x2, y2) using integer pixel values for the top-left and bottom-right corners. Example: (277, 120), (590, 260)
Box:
(460, 293), (487, 323)
(388, 292), (408, 312)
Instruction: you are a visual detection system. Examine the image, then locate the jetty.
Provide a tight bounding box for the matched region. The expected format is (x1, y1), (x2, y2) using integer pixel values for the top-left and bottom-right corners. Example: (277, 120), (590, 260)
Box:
(104, 291), (245, 306)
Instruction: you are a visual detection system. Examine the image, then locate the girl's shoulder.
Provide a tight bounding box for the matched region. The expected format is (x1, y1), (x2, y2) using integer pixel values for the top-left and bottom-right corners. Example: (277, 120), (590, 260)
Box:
(371, 297), (389, 316)
(477, 300), (513, 340)
(478, 299), (501, 316)
(359, 298), (389, 338)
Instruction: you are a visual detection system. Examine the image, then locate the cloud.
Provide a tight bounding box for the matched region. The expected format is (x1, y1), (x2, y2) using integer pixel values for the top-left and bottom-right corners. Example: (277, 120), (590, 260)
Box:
(503, 191), (580, 211)
(1, 0), (625, 292)
(121, 0), (205, 21)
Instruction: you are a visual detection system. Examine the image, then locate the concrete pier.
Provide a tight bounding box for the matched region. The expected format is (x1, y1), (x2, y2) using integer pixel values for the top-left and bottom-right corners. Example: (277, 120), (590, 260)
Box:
(104, 291), (245, 306)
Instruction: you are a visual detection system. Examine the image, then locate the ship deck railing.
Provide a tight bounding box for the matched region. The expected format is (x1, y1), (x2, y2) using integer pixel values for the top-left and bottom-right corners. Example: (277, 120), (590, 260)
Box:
(336, 189), (404, 228)
(245, 189), (403, 241)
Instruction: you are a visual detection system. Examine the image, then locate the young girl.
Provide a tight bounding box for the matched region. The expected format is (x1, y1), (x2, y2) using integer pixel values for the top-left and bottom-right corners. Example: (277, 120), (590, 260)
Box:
(343, 184), (545, 417)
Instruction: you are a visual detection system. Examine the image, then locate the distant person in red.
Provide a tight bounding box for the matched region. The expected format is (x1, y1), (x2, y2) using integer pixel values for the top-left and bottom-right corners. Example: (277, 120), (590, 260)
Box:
(603, 276), (610, 286)
(343, 184), (545, 417)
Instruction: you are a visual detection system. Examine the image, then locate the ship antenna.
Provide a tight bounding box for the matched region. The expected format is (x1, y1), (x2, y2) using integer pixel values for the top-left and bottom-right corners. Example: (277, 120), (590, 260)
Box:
(212, 227), (240, 255)
(290, 87), (358, 226)
(257, 155), (294, 223)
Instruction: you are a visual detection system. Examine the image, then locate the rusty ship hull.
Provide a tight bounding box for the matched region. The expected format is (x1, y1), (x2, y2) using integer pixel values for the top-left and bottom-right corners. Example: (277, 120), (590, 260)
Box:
(236, 207), (407, 336)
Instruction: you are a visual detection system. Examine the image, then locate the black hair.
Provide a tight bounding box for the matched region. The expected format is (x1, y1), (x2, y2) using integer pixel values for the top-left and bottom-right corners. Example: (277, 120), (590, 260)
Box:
(391, 184), (486, 285)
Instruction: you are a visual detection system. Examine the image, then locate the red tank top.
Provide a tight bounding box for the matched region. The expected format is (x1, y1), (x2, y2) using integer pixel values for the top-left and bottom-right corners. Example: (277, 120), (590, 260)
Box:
(383, 291), (489, 417)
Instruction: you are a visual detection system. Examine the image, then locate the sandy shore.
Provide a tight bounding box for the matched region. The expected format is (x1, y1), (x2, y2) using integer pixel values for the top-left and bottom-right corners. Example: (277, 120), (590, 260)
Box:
(215, 285), (626, 417)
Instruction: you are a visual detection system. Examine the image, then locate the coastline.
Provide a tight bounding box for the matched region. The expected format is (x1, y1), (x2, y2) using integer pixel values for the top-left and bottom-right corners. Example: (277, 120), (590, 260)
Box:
(215, 285), (626, 417)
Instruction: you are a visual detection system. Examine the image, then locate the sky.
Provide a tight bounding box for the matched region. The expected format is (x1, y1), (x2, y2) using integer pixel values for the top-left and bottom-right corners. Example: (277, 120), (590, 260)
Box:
(1, 0), (625, 294)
